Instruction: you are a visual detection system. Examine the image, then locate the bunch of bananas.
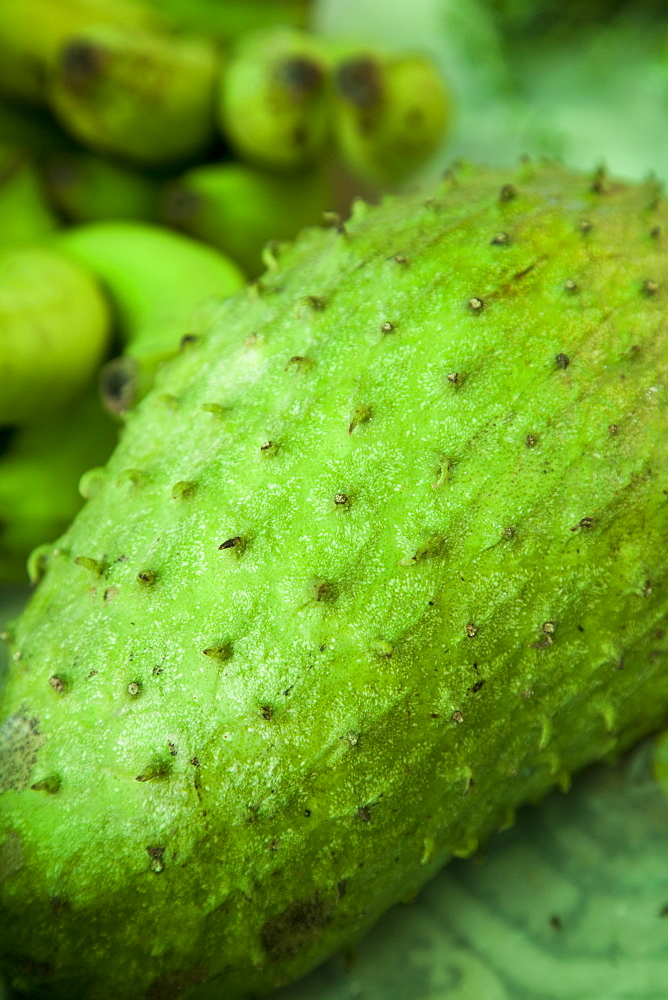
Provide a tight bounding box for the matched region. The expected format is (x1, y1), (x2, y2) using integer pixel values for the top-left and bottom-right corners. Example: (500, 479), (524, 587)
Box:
(0, 0), (451, 584)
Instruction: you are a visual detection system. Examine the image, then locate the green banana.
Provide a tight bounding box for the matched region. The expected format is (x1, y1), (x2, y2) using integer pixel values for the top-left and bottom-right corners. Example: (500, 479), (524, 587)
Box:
(53, 221), (245, 412)
(0, 144), (59, 250)
(161, 160), (332, 276)
(141, 0), (311, 40)
(0, 245), (110, 426)
(330, 48), (452, 187)
(43, 151), (161, 224)
(47, 23), (220, 167)
(0, 390), (118, 584)
(0, 0), (161, 105)
(217, 27), (331, 172)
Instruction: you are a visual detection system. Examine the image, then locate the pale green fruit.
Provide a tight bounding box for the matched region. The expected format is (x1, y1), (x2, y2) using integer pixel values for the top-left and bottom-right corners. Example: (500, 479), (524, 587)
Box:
(218, 28), (331, 172)
(0, 161), (666, 1000)
(0, 0), (161, 105)
(0, 245), (110, 426)
(47, 23), (220, 167)
(161, 161), (333, 277)
(330, 48), (452, 187)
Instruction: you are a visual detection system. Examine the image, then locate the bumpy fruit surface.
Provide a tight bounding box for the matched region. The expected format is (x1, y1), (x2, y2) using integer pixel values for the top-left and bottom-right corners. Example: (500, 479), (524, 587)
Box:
(0, 162), (667, 1000)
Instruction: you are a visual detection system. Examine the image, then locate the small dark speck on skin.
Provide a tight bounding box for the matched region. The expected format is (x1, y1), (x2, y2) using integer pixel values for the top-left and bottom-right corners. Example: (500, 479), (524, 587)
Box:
(358, 806), (371, 822)
(550, 915), (562, 931)
(468, 297), (484, 313)
(499, 183), (517, 202)
(392, 253), (408, 264)
(381, 321), (395, 333)
(180, 334), (200, 350)
(578, 219), (593, 234)
(650, 225), (661, 240)
(526, 434), (537, 447)
(304, 809), (311, 818)
(659, 904), (668, 918)
(609, 424), (619, 435)
(643, 279), (659, 296)
(555, 353), (570, 369)
(491, 231), (509, 245)
(471, 680), (486, 693)
(466, 622), (478, 638)
(260, 706), (273, 721)
(571, 517), (594, 531)
(563, 279), (578, 293)
(334, 493), (349, 506)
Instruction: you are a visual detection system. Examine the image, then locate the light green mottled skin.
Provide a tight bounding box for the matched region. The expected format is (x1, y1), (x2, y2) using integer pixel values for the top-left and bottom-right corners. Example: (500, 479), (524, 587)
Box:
(1, 162), (667, 999)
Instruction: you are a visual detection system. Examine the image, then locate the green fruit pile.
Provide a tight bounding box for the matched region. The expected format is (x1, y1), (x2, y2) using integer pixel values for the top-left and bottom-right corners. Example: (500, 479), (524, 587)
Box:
(0, 0), (451, 585)
(1, 160), (666, 999)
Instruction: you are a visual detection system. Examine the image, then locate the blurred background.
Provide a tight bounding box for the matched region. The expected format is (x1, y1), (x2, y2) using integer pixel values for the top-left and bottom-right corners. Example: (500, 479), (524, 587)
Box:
(1, 1), (667, 997)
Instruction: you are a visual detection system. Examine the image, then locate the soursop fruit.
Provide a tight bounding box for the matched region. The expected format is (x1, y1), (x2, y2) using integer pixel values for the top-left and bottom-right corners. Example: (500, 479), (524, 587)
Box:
(1, 160), (667, 1000)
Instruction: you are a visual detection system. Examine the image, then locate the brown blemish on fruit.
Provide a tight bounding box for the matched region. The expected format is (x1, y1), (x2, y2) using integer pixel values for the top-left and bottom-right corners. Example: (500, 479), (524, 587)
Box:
(0, 714), (46, 793)
(261, 894), (333, 960)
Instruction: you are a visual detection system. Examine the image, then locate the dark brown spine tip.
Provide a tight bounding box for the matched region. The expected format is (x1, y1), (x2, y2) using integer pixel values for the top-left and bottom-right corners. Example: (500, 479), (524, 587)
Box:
(380, 321), (395, 333)
(260, 440), (278, 456)
(31, 774), (61, 794)
(499, 183), (517, 202)
(179, 334), (200, 350)
(650, 225), (661, 239)
(171, 480), (196, 499)
(146, 846), (165, 872)
(563, 279), (578, 293)
(578, 219), (593, 234)
(137, 570), (156, 585)
(571, 516), (595, 531)
(555, 353), (570, 369)
(260, 705), (274, 721)
(526, 434), (537, 447)
(348, 404), (372, 434)
(219, 535), (246, 552)
(590, 167), (607, 194)
(446, 372), (460, 385)
(490, 231), (509, 245)
(467, 297), (484, 313)
(285, 355), (313, 371)
(608, 423), (619, 435)
(452, 710), (464, 724)
(643, 279), (659, 296)
(203, 643), (233, 662)
(334, 493), (350, 506)
(303, 295), (325, 310)
(392, 253), (408, 264)
(99, 357), (140, 414)
(127, 682), (142, 697)
(465, 622), (478, 638)
(49, 675), (67, 694)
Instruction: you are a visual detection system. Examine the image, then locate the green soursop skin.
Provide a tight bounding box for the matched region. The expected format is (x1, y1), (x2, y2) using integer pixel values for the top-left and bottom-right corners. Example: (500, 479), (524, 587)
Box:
(0, 161), (667, 999)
